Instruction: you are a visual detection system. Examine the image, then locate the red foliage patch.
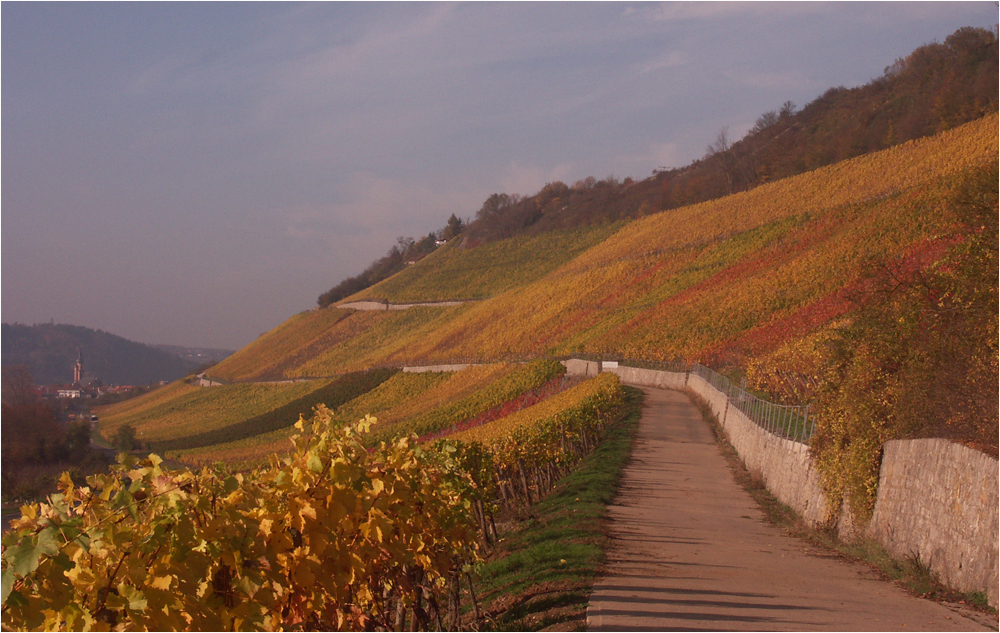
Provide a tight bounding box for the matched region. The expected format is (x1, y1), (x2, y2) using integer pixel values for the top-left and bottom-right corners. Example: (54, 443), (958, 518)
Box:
(700, 235), (961, 362)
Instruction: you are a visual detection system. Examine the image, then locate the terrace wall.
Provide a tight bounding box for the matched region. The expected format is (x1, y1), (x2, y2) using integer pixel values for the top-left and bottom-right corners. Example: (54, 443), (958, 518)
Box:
(869, 439), (998, 607)
(403, 364), (477, 373)
(561, 359), (599, 377)
(685, 371), (831, 526)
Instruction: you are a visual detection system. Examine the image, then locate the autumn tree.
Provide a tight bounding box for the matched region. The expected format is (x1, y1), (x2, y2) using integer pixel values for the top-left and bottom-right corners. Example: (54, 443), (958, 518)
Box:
(752, 110), (779, 134)
(114, 424), (139, 453)
(441, 214), (464, 240)
(706, 127), (736, 194)
(2, 365), (35, 406)
(473, 192), (525, 240)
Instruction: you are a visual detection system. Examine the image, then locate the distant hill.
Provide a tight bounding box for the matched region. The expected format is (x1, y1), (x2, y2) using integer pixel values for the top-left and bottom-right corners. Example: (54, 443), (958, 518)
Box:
(1, 323), (200, 386)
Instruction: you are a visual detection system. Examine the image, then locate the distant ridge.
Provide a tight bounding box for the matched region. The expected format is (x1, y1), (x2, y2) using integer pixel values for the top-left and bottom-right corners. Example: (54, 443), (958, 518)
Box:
(1, 323), (201, 386)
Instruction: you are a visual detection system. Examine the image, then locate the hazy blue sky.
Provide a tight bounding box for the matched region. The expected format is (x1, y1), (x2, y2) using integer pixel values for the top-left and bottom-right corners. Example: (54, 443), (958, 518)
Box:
(3, 2), (995, 350)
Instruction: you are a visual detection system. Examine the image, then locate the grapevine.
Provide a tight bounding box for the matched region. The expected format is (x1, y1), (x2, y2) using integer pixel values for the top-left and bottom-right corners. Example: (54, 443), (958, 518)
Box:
(2, 409), (481, 631)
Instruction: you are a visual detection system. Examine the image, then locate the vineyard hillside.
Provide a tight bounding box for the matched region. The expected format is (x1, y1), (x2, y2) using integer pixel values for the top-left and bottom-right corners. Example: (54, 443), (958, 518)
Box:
(206, 115), (996, 387)
(95, 380), (332, 444)
(8, 30), (998, 631)
(92, 113), (997, 473)
(314, 26), (997, 309)
(345, 223), (623, 304)
(96, 361), (568, 466)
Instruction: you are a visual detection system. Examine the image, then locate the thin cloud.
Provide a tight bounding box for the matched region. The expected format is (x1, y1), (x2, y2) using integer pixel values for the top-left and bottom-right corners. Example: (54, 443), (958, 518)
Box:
(497, 161), (577, 197)
(637, 51), (690, 75)
(649, 2), (824, 22)
(723, 68), (816, 91)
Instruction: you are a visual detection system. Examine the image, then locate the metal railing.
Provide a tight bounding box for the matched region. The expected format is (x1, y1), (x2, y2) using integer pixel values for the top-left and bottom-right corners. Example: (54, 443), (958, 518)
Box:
(559, 355), (817, 444)
(689, 363), (816, 444)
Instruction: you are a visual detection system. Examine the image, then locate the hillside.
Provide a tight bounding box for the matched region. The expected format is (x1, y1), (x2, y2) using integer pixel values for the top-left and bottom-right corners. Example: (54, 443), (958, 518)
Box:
(84, 51), (997, 553)
(1, 323), (199, 386)
(95, 360), (567, 467)
(316, 27), (997, 306)
(209, 115), (996, 382)
(345, 222), (623, 303)
(7, 21), (999, 633)
(80, 29), (997, 468)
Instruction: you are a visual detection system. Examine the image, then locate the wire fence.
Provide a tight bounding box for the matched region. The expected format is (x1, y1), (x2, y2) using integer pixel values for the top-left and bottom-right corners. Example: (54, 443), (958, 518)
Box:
(558, 354), (817, 444)
(688, 363), (816, 444)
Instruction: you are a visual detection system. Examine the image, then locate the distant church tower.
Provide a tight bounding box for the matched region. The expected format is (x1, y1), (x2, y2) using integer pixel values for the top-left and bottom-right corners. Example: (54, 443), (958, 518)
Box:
(73, 349), (84, 384)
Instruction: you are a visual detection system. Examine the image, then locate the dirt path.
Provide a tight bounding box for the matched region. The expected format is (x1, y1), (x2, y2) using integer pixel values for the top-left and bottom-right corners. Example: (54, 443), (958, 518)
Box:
(587, 388), (995, 631)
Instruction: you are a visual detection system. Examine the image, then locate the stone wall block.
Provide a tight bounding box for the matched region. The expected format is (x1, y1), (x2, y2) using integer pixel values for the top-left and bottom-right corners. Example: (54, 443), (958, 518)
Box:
(867, 438), (998, 607)
(562, 359), (599, 377)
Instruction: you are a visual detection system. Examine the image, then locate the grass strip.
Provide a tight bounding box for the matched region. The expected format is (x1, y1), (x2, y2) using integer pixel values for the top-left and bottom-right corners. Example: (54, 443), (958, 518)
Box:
(470, 386), (642, 631)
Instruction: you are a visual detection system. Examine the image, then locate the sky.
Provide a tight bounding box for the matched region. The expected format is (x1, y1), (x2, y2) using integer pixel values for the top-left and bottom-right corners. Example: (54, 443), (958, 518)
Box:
(3, 2), (996, 351)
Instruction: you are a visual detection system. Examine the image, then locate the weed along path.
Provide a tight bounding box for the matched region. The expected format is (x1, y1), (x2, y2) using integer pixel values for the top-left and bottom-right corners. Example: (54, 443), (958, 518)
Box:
(586, 387), (992, 632)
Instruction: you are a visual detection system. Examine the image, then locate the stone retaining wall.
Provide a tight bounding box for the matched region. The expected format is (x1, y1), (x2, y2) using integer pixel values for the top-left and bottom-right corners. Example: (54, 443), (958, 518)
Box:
(402, 364), (476, 373)
(561, 359), (600, 377)
(337, 300), (472, 311)
(336, 301), (390, 311)
(686, 373), (831, 526)
(574, 360), (998, 606)
(868, 439), (999, 607)
(605, 365), (689, 390)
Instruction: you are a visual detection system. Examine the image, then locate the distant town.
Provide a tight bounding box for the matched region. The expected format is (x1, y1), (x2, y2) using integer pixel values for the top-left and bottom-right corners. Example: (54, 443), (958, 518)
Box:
(1, 321), (234, 390)
(28, 349), (165, 405)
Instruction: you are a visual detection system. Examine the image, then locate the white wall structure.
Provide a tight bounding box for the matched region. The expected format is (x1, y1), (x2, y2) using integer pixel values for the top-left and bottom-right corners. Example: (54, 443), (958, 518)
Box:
(402, 364), (477, 373)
